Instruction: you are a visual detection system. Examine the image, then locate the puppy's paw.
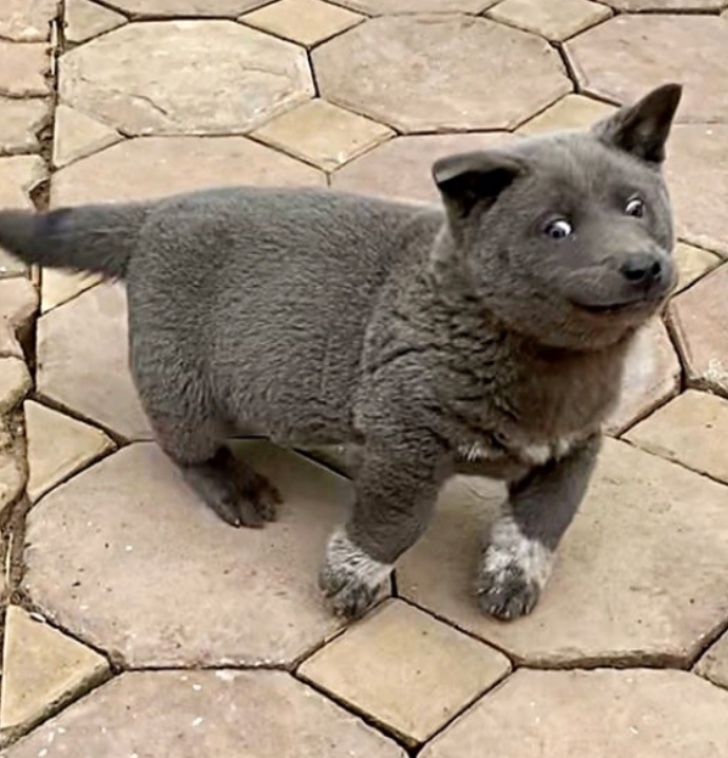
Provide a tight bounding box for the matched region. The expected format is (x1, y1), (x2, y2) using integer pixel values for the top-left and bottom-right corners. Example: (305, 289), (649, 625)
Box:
(476, 519), (554, 621)
(319, 528), (392, 619)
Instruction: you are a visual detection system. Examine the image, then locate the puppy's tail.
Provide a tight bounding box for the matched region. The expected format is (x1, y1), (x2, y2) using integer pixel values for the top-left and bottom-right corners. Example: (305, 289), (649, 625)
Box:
(0, 202), (152, 280)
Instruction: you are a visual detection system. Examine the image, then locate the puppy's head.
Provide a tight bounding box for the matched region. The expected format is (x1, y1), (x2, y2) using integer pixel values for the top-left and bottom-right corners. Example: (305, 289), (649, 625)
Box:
(432, 83), (682, 351)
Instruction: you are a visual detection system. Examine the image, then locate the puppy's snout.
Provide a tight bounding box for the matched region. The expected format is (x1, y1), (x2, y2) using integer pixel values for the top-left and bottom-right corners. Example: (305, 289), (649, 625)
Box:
(619, 252), (664, 286)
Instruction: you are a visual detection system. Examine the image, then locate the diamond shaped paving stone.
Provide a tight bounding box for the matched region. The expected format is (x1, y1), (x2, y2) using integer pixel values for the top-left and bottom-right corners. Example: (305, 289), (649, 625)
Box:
(51, 136), (324, 208)
(696, 632), (728, 690)
(0, 97), (50, 155)
(0, 277), (39, 359)
(58, 21), (314, 136)
(607, 0), (724, 8)
(398, 438), (728, 666)
(37, 283), (151, 440)
(25, 400), (115, 502)
(517, 94), (615, 136)
(674, 242), (721, 295)
(626, 390), (728, 484)
(104, 0), (283, 15)
(52, 104), (123, 170)
(604, 317), (680, 436)
(0, 40), (50, 97)
(299, 600), (510, 745)
(487, 0), (611, 43)
(664, 125), (728, 257)
(420, 669), (728, 758)
(313, 16), (570, 133)
(0, 606), (110, 732)
(252, 99), (393, 171)
(241, 0), (364, 47)
(669, 263), (728, 397)
(566, 16), (728, 124)
(0, 0), (57, 41)
(63, 0), (127, 44)
(22, 441), (375, 667)
(332, 133), (519, 204)
(332, 0), (501, 12)
(1, 671), (405, 758)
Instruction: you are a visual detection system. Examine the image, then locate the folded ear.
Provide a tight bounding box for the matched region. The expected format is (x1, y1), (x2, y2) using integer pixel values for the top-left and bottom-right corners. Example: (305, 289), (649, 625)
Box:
(432, 150), (527, 221)
(593, 83), (682, 164)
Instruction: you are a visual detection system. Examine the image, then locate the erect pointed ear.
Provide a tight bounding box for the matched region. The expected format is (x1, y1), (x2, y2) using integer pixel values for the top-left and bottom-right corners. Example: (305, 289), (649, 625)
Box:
(432, 150), (527, 221)
(593, 83), (682, 164)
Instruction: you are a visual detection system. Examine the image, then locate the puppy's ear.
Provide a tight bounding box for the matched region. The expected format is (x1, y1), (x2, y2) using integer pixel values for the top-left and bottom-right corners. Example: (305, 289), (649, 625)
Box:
(432, 150), (527, 222)
(593, 83), (682, 164)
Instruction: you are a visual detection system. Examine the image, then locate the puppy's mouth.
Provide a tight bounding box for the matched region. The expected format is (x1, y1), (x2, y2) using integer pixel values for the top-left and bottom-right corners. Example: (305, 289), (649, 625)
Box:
(570, 291), (668, 317)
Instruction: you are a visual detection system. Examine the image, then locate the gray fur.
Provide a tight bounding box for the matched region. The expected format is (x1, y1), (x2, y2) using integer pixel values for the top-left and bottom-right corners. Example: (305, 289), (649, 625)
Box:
(0, 84), (681, 620)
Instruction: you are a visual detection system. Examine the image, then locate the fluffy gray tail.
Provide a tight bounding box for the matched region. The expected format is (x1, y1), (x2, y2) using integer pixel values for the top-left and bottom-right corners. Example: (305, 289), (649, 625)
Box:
(0, 202), (152, 279)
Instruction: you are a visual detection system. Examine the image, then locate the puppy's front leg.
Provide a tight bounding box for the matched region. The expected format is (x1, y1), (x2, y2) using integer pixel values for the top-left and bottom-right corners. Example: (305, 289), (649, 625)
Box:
(477, 435), (601, 621)
(320, 439), (447, 619)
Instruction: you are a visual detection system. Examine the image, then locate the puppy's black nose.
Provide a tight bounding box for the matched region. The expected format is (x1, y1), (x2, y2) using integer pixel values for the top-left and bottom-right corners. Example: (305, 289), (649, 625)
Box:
(620, 253), (663, 285)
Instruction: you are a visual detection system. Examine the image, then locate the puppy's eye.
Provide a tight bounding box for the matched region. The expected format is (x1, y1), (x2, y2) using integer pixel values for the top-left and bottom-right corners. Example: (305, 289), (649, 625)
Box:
(625, 197), (645, 218)
(544, 219), (572, 240)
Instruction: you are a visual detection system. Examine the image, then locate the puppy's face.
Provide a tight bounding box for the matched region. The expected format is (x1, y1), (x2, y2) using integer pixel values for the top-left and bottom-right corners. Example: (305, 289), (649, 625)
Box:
(433, 84), (682, 351)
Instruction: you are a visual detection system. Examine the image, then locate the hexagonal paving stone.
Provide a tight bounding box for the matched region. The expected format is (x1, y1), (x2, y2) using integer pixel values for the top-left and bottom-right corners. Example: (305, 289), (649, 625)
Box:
(332, 132), (518, 204)
(59, 21), (314, 136)
(37, 283), (151, 440)
(607, 0), (724, 8)
(0, 97), (51, 155)
(421, 669), (728, 758)
(0, 0), (57, 41)
(487, 0), (611, 43)
(669, 263), (728, 397)
(1, 671), (405, 758)
(517, 94), (615, 136)
(313, 16), (570, 132)
(673, 242), (720, 295)
(0, 606), (109, 731)
(333, 0), (500, 12)
(0, 40), (50, 97)
(626, 390), (728, 484)
(105, 0), (283, 15)
(665, 125), (728, 258)
(696, 631), (728, 690)
(63, 0), (127, 45)
(299, 600), (511, 745)
(565, 16), (728, 124)
(51, 136), (324, 208)
(23, 441), (373, 667)
(604, 317), (681, 436)
(398, 438), (728, 666)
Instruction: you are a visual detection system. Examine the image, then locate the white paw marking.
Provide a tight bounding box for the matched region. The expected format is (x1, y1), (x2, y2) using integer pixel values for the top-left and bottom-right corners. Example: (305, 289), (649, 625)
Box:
(325, 528), (392, 590)
(483, 517), (554, 590)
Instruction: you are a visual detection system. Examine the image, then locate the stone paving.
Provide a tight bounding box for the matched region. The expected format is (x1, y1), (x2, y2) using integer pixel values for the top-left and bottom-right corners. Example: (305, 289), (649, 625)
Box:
(0, 0), (728, 755)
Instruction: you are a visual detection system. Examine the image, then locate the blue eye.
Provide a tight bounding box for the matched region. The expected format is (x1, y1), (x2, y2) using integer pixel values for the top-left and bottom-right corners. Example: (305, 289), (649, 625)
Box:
(625, 197), (645, 217)
(544, 219), (572, 240)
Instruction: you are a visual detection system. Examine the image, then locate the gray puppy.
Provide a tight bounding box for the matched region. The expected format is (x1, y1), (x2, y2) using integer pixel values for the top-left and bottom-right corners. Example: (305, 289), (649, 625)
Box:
(0, 83), (681, 621)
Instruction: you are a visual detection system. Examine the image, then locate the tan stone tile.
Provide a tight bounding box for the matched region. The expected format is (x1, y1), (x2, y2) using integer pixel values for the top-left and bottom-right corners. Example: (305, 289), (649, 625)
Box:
(51, 136), (324, 208)
(0, 97), (51, 155)
(332, 132), (518, 205)
(398, 439), (728, 666)
(566, 16), (728, 125)
(22, 441), (383, 666)
(59, 21), (314, 136)
(253, 99), (393, 170)
(41, 268), (103, 313)
(0, 0), (57, 42)
(609, 0), (723, 8)
(0, 606), (110, 731)
(0, 40), (51, 97)
(517, 94), (615, 136)
(300, 600), (510, 744)
(421, 669), (728, 758)
(604, 317), (680, 436)
(313, 16), (570, 132)
(665, 125), (728, 258)
(626, 390), (728, 484)
(669, 264), (728, 397)
(1, 671), (405, 758)
(0, 277), (39, 359)
(242, 0), (363, 47)
(334, 0), (500, 12)
(488, 0), (610, 42)
(37, 283), (151, 440)
(25, 400), (115, 502)
(673, 243), (721, 295)
(0, 445), (25, 517)
(0, 357), (31, 415)
(64, 0), (127, 44)
(52, 104), (123, 169)
(103, 0), (280, 15)
(696, 631), (728, 690)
